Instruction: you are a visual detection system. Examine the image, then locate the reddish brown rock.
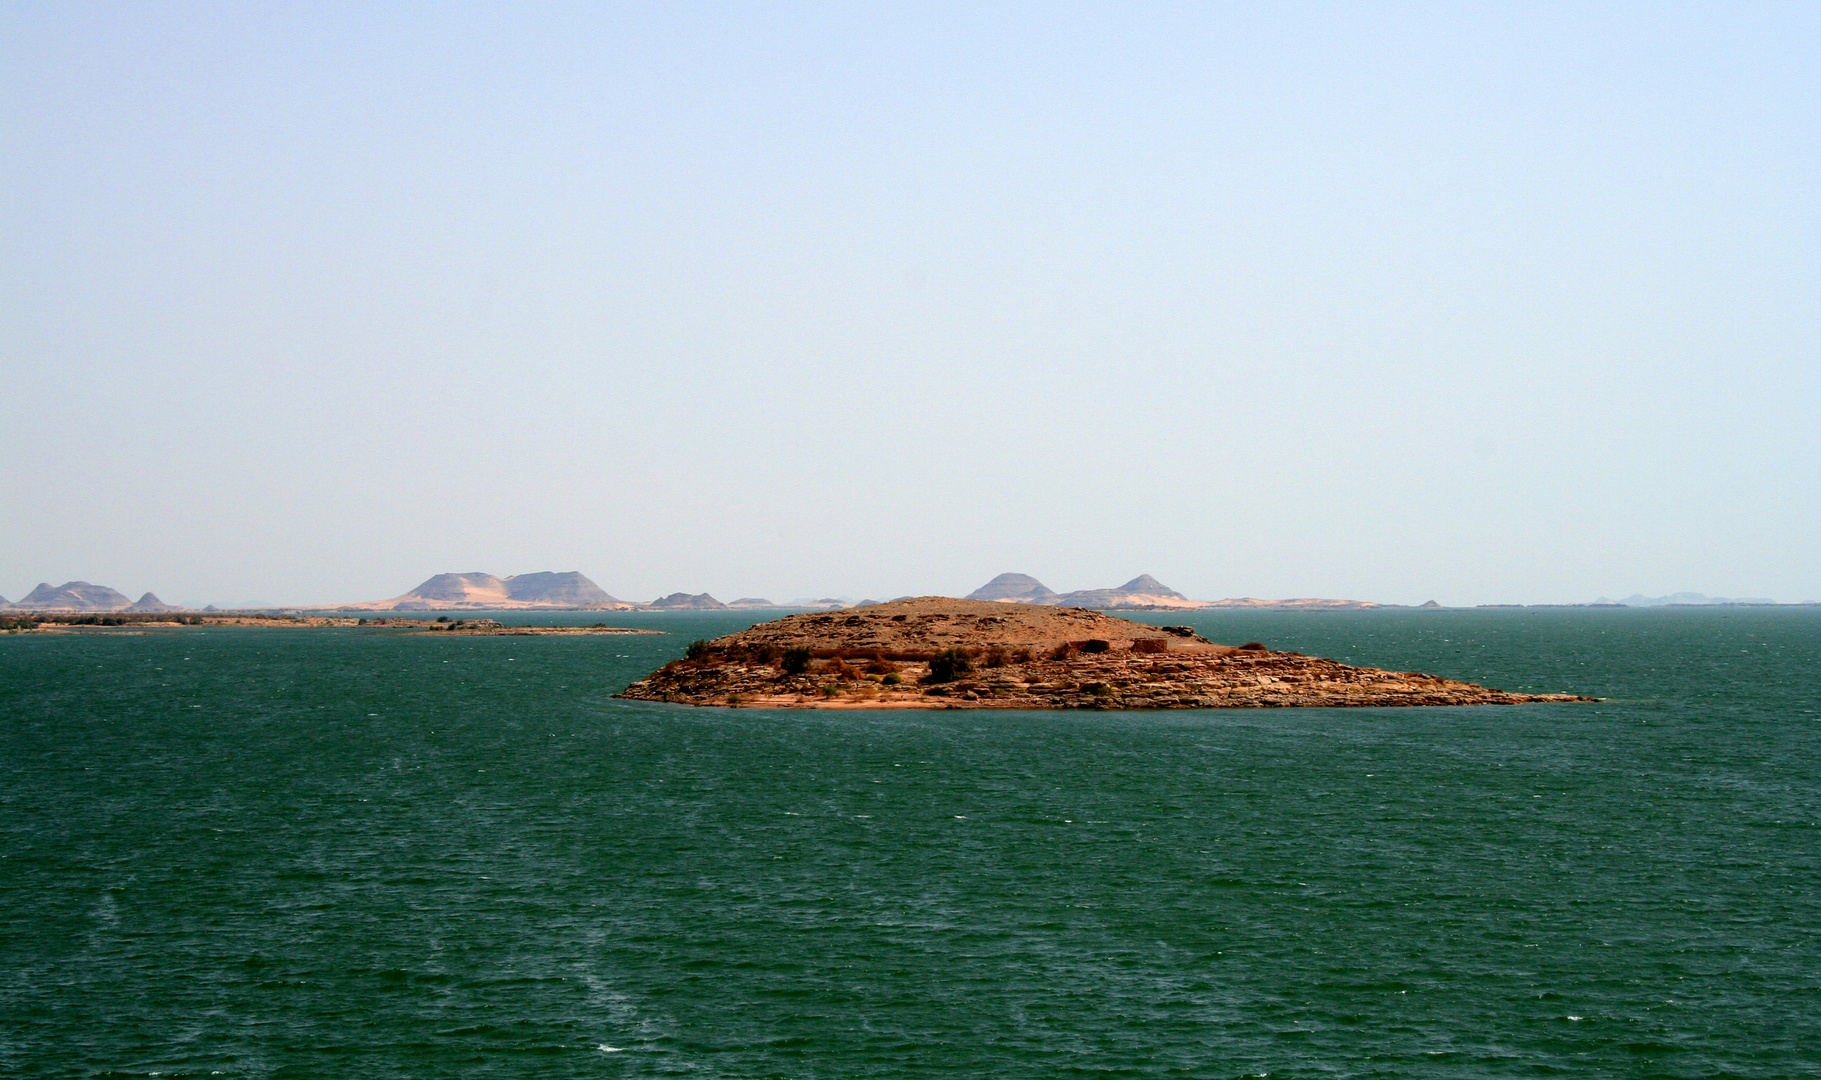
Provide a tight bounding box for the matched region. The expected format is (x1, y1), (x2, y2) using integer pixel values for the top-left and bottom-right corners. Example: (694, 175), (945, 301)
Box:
(615, 597), (1594, 710)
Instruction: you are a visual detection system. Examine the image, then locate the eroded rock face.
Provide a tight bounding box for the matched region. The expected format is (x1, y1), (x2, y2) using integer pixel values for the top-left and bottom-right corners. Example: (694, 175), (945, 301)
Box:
(693, 597), (1201, 655)
(615, 597), (1593, 710)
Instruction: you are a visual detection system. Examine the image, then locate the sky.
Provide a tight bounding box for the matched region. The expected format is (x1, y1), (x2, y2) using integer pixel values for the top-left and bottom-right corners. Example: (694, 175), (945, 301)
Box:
(2, 2), (1816, 607)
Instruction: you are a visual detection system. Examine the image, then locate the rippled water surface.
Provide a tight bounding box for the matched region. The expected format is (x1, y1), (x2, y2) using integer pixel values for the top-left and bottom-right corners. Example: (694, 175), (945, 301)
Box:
(3, 607), (1818, 1078)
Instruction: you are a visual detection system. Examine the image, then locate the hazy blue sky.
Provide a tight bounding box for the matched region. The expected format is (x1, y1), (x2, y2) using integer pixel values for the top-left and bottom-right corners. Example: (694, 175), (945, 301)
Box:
(3, 2), (1816, 606)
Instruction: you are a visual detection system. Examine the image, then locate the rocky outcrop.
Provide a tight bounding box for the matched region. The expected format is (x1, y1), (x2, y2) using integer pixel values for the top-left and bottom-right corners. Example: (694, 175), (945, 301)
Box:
(126, 592), (176, 613)
(11, 582), (134, 611)
(616, 597), (1593, 710)
(646, 592), (728, 610)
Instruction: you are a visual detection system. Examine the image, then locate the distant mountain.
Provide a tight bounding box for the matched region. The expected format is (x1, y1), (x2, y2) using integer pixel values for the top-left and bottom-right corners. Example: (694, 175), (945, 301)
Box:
(11, 581), (134, 611)
(968, 573), (1205, 610)
(646, 592), (727, 610)
(961, 573), (1387, 610)
(345, 571), (631, 611)
(398, 573), (511, 606)
(967, 573), (1060, 603)
(1116, 575), (1183, 599)
(503, 571), (619, 606)
(1057, 575), (1192, 608)
(1594, 592), (1776, 606)
(126, 592), (176, 613)
(726, 597), (777, 609)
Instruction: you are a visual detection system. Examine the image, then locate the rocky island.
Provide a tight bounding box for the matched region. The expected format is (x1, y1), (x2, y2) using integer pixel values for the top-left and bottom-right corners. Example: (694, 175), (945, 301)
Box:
(616, 597), (1593, 710)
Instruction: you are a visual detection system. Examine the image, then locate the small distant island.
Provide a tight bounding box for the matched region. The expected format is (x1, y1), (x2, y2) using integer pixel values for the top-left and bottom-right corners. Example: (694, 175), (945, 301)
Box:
(616, 597), (1594, 710)
(0, 612), (661, 636)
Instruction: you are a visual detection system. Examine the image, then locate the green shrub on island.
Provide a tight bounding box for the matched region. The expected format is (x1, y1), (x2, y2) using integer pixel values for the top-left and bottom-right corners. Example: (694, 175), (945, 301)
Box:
(686, 639), (712, 661)
(781, 646), (813, 675)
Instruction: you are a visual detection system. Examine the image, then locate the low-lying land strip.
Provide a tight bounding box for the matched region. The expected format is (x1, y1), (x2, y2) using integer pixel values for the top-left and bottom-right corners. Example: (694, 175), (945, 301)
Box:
(0, 613), (658, 635)
(385, 620), (661, 636)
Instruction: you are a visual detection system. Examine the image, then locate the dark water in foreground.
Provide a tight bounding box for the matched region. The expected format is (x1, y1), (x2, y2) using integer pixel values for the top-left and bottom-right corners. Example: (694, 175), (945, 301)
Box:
(2, 608), (1817, 1078)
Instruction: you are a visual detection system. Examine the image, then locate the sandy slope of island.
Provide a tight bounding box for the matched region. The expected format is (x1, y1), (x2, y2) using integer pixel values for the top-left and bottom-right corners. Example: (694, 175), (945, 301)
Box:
(616, 597), (1594, 710)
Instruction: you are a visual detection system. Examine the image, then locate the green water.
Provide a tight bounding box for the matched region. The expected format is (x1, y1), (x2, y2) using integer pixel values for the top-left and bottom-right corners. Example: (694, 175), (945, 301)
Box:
(3, 608), (1817, 1078)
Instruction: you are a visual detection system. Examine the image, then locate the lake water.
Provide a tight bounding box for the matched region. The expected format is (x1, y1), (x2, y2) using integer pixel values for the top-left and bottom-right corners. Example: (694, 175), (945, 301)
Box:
(3, 607), (1817, 1078)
